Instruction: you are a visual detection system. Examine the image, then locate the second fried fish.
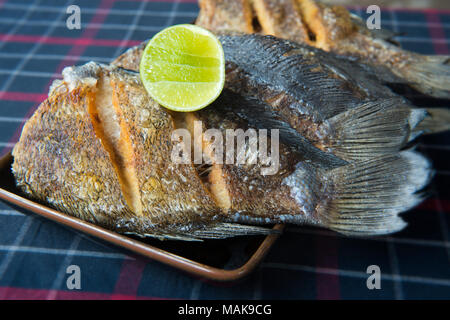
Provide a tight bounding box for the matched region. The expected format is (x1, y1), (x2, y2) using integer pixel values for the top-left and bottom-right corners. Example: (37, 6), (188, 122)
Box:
(113, 33), (427, 161)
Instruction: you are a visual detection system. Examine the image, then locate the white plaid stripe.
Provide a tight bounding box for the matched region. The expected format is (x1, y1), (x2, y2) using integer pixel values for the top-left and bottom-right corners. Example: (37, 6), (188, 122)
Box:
(0, 2), (199, 19)
(0, 0), (75, 97)
(262, 262), (450, 287)
(111, 0), (149, 58)
(0, 216), (35, 281)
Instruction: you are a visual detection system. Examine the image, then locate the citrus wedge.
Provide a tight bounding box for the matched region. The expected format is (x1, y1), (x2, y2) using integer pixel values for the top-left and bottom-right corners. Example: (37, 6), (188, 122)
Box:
(140, 24), (225, 112)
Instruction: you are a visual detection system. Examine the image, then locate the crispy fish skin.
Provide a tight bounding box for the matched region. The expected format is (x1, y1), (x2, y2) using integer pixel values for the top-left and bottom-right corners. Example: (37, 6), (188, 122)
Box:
(249, 0), (310, 43)
(11, 66), (133, 229)
(13, 62), (432, 237)
(297, 0), (450, 99)
(219, 34), (428, 159)
(192, 103), (315, 221)
(196, 0), (254, 33)
(111, 41), (147, 76)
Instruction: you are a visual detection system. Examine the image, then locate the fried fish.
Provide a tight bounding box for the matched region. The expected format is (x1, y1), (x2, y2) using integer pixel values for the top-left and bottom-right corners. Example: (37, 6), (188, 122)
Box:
(12, 62), (432, 239)
(195, 0), (450, 99)
(113, 33), (428, 161)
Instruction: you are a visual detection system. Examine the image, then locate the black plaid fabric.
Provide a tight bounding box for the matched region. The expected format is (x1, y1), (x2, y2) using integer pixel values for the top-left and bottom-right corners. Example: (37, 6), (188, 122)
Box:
(0, 0), (448, 299)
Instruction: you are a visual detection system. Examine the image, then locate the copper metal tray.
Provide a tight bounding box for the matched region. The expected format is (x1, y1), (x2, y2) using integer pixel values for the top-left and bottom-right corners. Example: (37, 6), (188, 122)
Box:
(0, 151), (283, 281)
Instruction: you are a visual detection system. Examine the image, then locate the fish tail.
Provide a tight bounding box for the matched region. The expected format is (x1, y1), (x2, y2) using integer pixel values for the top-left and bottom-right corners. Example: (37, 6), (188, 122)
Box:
(402, 55), (450, 99)
(415, 108), (450, 135)
(315, 151), (432, 236)
(322, 99), (427, 161)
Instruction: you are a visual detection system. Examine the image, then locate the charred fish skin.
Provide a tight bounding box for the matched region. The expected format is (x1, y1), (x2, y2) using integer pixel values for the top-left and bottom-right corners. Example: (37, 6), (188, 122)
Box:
(12, 62), (274, 240)
(220, 33), (380, 121)
(219, 34), (426, 161)
(208, 89), (348, 168)
(11, 63), (134, 230)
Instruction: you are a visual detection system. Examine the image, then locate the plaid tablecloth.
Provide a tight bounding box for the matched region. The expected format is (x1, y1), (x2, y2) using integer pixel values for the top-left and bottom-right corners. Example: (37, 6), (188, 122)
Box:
(0, 0), (449, 300)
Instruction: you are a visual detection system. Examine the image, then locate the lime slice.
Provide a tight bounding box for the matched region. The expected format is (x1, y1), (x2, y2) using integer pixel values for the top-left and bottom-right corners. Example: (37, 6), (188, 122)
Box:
(140, 24), (225, 112)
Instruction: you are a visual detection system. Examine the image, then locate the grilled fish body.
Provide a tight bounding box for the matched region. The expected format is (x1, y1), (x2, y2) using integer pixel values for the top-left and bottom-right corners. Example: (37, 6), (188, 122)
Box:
(195, 0), (450, 99)
(113, 34), (426, 162)
(196, 0), (254, 34)
(13, 63), (230, 240)
(12, 62), (432, 238)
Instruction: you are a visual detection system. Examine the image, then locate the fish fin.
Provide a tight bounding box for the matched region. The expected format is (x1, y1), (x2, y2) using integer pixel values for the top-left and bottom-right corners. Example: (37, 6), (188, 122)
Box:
(322, 99), (427, 161)
(316, 151), (432, 236)
(190, 222), (278, 239)
(123, 231), (204, 241)
(415, 108), (450, 135)
(403, 55), (450, 99)
(124, 222), (276, 241)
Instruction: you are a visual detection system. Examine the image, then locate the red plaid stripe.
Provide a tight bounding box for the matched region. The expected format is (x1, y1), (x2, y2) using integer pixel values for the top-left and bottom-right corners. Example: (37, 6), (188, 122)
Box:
(425, 13), (450, 54)
(0, 34), (141, 47)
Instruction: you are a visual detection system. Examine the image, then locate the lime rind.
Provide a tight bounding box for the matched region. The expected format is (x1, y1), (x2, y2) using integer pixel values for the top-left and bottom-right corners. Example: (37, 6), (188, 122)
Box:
(140, 24), (225, 112)
(147, 82), (223, 110)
